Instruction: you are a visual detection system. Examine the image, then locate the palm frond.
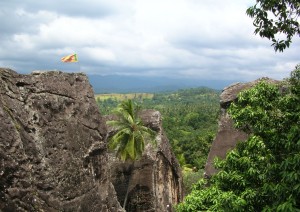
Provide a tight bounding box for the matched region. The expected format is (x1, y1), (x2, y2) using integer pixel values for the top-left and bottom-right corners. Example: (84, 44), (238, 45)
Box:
(106, 120), (125, 128)
(108, 99), (157, 161)
(125, 135), (136, 160)
(134, 132), (145, 158)
(120, 150), (129, 161)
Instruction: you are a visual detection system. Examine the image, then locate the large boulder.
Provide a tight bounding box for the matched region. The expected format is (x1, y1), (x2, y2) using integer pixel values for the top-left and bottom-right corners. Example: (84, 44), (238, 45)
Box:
(205, 77), (280, 177)
(106, 110), (183, 212)
(0, 68), (123, 211)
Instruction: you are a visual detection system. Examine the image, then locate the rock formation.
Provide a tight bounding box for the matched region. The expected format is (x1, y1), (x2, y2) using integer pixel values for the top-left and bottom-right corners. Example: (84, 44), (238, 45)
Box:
(106, 110), (183, 212)
(0, 68), (123, 211)
(0, 68), (183, 212)
(205, 78), (280, 177)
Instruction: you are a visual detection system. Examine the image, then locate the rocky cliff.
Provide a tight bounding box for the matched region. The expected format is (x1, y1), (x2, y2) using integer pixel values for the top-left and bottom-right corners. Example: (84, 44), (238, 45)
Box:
(0, 68), (123, 211)
(205, 78), (280, 177)
(106, 110), (183, 212)
(0, 68), (183, 212)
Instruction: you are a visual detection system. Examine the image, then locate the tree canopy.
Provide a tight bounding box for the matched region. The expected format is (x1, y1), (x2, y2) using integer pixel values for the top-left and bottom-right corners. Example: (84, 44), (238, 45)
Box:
(107, 99), (156, 161)
(176, 65), (300, 211)
(247, 0), (300, 52)
(98, 88), (220, 193)
(98, 88), (220, 170)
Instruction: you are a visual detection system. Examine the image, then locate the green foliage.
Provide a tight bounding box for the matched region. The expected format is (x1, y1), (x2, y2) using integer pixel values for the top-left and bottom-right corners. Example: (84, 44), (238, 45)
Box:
(176, 65), (300, 211)
(107, 99), (156, 161)
(143, 87), (220, 169)
(98, 87), (220, 170)
(247, 0), (300, 52)
(96, 97), (119, 115)
(182, 169), (204, 194)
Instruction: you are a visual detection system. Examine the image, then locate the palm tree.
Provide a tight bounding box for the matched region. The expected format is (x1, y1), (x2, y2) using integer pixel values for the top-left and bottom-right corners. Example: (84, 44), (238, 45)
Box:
(107, 99), (156, 209)
(107, 99), (156, 161)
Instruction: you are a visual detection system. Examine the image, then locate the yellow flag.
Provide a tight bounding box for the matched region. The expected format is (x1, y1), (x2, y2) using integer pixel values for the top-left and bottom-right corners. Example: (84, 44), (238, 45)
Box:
(61, 54), (78, 62)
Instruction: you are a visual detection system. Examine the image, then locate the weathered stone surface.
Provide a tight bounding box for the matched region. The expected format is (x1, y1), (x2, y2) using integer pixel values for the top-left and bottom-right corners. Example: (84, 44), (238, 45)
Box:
(0, 68), (123, 211)
(106, 110), (183, 212)
(205, 77), (280, 177)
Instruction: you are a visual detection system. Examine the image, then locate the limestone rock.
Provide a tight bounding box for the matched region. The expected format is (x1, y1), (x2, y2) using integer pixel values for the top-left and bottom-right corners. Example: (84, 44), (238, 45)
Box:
(0, 68), (123, 211)
(106, 109), (183, 212)
(205, 77), (280, 177)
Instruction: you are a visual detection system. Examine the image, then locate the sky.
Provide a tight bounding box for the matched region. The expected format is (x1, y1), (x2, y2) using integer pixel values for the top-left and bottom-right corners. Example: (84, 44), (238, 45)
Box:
(0, 0), (299, 82)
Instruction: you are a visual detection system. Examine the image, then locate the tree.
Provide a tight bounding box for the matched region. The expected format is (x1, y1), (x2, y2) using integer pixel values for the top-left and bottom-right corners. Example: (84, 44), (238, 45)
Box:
(107, 100), (156, 209)
(176, 65), (300, 211)
(107, 99), (156, 161)
(247, 0), (300, 52)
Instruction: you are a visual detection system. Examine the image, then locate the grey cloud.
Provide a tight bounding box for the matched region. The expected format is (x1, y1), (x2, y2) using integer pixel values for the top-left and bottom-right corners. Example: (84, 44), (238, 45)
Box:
(0, 0), (115, 18)
(0, 9), (40, 37)
(0, 1), (112, 54)
(0, 0), (298, 84)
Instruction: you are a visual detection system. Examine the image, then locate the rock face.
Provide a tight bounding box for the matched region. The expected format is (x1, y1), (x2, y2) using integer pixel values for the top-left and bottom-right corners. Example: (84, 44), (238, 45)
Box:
(205, 78), (280, 177)
(0, 68), (123, 211)
(106, 110), (183, 212)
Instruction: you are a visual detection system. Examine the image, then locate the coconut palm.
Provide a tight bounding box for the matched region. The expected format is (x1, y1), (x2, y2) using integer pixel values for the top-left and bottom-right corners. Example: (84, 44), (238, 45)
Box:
(107, 99), (156, 161)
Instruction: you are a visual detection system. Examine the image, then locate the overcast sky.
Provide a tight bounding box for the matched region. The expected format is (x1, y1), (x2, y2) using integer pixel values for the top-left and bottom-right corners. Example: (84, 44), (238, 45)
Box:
(0, 0), (299, 82)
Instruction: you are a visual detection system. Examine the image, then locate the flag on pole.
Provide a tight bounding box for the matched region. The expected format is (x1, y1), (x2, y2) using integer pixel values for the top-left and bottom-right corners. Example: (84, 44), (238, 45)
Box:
(61, 54), (78, 63)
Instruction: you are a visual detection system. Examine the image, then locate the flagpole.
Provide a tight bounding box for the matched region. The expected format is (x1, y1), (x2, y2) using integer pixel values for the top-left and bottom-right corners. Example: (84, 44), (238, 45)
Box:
(78, 62), (81, 72)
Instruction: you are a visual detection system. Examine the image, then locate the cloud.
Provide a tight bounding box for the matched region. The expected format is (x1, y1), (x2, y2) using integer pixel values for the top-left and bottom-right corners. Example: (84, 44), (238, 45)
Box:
(0, 0), (298, 82)
(0, 0), (122, 18)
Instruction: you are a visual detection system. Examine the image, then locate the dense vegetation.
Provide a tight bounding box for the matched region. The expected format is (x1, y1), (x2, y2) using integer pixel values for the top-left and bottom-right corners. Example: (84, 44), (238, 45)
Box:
(176, 65), (300, 211)
(97, 87), (220, 170)
(97, 87), (220, 192)
(143, 87), (220, 170)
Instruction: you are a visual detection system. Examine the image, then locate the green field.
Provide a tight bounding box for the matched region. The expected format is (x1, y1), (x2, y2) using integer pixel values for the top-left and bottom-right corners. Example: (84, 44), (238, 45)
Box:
(95, 93), (154, 101)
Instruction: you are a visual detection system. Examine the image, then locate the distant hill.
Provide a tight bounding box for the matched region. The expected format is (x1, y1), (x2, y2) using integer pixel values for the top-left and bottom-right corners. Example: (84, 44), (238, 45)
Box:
(88, 75), (237, 93)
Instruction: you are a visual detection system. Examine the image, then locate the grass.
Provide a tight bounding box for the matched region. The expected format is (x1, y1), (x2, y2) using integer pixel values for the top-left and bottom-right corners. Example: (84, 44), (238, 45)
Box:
(95, 93), (154, 101)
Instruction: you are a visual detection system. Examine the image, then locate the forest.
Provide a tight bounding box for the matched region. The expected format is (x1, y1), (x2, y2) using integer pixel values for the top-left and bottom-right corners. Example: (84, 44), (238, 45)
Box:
(96, 65), (300, 211)
(176, 65), (300, 211)
(96, 87), (221, 192)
